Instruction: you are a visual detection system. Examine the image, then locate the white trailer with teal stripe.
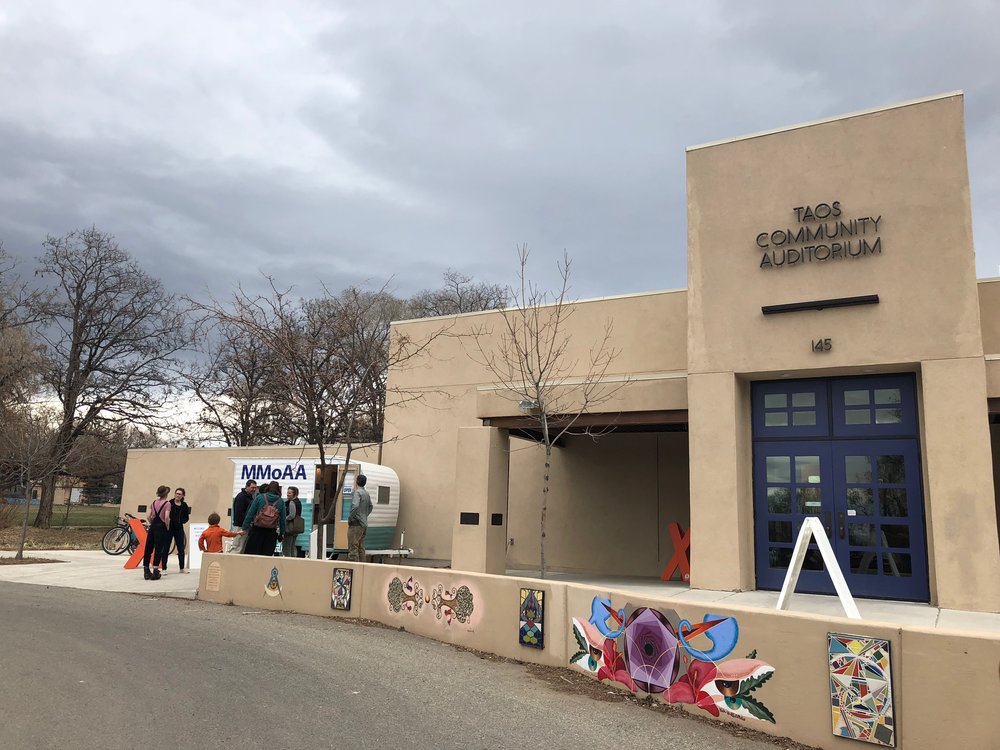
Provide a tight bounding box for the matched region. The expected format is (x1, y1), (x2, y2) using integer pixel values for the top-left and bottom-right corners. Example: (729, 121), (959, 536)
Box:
(230, 456), (409, 560)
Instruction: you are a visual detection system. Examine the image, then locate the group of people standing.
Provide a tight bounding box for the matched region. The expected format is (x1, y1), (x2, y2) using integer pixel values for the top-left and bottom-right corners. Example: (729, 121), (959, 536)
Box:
(231, 473), (372, 561)
(141, 485), (191, 581)
(141, 473), (373, 580)
(231, 480), (304, 557)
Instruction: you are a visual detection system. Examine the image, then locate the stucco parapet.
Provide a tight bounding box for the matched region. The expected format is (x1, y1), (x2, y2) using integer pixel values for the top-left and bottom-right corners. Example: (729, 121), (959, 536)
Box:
(687, 91), (962, 152)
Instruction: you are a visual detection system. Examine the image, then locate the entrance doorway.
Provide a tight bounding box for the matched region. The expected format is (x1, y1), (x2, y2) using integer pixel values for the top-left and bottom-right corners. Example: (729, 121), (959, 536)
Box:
(752, 375), (929, 601)
(314, 462), (361, 556)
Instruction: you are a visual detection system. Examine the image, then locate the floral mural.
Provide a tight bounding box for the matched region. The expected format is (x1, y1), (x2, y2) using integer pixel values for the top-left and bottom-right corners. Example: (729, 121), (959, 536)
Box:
(387, 576), (475, 626)
(570, 598), (776, 723)
(387, 576), (425, 615)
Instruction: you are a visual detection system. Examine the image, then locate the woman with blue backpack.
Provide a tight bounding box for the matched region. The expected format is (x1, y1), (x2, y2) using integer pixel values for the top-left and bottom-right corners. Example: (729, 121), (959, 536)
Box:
(241, 480), (285, 556)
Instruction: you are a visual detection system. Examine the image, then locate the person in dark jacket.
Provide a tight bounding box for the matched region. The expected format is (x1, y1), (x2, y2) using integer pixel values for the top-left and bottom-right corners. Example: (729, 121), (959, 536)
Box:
(242, 480), (285, 556)
(231, 480), (257, 554)
(168, 487), (191, 572)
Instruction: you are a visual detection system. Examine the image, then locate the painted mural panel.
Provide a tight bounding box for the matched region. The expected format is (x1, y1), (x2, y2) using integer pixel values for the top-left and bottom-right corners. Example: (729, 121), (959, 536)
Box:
(331, 567), (353, 610)
(829, 633), (895, 746)
(387, 576), (475, 626)
(265, 566), (282, 598)
(519, 588), (544, 648)
(570, 597), (776, 724)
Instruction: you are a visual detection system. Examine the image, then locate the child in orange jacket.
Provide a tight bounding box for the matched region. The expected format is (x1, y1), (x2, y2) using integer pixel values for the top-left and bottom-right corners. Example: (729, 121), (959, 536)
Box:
(199, 512), (244, 553)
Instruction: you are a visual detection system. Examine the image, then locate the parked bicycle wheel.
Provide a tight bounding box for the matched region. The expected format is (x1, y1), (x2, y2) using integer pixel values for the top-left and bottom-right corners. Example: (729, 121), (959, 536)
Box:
(102, 526), (131, 556)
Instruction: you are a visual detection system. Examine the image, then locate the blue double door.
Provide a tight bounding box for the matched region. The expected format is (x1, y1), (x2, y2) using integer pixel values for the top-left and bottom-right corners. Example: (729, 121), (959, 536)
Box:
(752, 375), (929, 601)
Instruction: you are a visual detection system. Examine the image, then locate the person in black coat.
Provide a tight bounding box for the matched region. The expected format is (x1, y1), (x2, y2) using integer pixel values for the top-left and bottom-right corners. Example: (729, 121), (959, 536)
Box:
(168, 487), (191, 572)
(231, 480), (257, 554)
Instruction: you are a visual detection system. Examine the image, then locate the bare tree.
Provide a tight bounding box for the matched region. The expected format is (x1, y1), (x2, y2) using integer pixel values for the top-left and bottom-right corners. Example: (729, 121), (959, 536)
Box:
(0, 407), (61, 559)
(56, 424), (155, 525)
(0, 243), (50, 410)
(470, 246), (623, 578)
(407, 269), (508, 318)
(191, 278), (448, 555)
(182, 319), (292, 446)
(29, 228), (191, 528)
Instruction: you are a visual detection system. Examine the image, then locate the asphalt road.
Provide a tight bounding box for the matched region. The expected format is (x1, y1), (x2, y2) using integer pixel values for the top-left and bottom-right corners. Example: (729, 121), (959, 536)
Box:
(0, 582), (797, 750)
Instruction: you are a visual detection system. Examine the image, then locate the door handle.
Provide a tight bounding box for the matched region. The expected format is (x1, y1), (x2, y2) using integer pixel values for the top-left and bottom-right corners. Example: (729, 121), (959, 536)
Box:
(823, 511), (833, 539)
(837, 512), (846, 540)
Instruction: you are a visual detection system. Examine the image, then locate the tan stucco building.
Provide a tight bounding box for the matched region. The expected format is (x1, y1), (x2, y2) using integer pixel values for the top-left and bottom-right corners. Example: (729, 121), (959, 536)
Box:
(124, 92), (1000, 614)
(379, 91), (1000, 614)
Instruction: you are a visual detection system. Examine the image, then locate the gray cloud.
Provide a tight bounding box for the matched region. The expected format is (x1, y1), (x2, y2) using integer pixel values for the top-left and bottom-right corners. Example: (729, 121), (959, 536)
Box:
(1, 0), (998, 304)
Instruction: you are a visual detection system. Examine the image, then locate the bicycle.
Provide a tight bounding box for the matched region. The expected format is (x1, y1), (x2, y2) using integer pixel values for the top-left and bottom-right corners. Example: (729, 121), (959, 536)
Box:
(102, 513), (138, 555)
(101, 513), (177, 558)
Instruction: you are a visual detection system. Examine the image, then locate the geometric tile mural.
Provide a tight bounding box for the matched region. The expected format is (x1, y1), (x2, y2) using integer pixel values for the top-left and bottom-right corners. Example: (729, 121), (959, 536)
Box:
(519, 588), (544, 648)
(829, 633), (896, 747)
(331, 567), (353, 611)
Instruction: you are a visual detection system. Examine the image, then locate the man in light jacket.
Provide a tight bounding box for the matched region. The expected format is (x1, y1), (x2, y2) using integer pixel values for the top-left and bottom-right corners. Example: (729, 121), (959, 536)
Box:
(347, 474), (372, 562)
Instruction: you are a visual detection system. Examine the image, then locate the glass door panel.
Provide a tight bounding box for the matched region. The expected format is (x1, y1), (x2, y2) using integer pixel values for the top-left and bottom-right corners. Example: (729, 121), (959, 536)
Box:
(752, 380), (829, 439)
(753, 441), (834, 593)
(831, 440), (928, 600)
(831, 375), (917, 437)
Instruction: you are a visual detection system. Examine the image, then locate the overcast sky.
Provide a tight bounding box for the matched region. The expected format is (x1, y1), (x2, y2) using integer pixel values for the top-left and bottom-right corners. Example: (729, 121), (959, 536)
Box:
(1, 1), (997, 302)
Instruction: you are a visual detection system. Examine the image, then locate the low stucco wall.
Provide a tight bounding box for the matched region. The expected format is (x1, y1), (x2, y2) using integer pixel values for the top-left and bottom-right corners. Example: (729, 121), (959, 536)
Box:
(198, 554), (1000, 749)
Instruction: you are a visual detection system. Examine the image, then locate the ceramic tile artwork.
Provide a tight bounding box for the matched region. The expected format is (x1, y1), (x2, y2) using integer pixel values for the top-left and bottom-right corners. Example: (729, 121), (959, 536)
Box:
(265, 566), (281, 597)
(331, 567), (352, 610)
(829, 633), (895, 747)
(386, 576), (475, 625)
(519, 588), (544, 648)
(570, 597), (776, 723)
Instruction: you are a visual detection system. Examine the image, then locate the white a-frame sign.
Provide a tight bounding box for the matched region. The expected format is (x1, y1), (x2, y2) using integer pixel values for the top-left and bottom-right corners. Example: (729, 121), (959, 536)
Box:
(776, 516), (861, 619)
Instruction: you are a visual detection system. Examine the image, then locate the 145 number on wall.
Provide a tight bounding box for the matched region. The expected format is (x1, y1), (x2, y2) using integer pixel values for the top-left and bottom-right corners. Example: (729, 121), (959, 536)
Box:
(812, 338), (832, 352)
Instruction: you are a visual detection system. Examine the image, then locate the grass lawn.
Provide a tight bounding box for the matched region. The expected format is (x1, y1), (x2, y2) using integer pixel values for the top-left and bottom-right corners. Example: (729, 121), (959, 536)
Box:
(0, 527), (107, 551)
(0, 505), (118, 551)
(9, 504), (120, 528)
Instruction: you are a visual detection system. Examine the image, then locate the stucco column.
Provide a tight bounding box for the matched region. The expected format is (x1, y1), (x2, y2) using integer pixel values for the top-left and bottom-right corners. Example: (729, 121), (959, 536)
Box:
(687, 371), (755, 591)
(451, 427), (510, 574)
(921, 358), (1000, 612)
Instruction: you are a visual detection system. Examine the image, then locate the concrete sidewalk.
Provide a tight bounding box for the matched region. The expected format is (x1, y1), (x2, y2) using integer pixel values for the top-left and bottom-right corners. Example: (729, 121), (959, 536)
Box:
(0, 550), (198, 598)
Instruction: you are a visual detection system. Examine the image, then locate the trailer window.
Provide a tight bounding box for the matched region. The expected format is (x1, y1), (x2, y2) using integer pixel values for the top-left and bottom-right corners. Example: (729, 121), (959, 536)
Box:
(377, 486), (390, 504)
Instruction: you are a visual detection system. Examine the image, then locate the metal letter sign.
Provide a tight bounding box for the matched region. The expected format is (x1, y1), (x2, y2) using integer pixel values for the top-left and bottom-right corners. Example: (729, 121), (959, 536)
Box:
(776, 516), (861, 619)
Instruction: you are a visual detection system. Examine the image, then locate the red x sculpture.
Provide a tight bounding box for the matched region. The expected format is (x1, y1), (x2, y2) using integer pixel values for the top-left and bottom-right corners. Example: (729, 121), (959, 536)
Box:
(124, 517), (149, 570)
(660, 521), (691, 583)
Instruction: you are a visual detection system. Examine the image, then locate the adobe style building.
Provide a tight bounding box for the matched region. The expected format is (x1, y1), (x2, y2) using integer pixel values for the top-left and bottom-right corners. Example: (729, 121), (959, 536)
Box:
(379, 92), (1000, 613)
(122, 92), (1000, 615)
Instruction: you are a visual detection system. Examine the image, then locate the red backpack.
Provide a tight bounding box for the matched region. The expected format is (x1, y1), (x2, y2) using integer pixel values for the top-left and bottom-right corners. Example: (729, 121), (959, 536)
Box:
(253, 499), (280, 529)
